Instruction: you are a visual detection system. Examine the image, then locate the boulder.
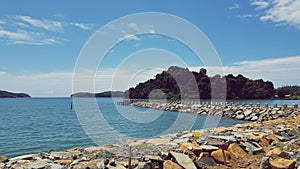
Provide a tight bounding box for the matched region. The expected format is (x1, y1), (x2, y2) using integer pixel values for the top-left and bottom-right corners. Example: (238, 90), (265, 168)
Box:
(244, 110), (253, 117)
(259, 138), (270, 147)
(193, 130), (201, 138)
(209, 135), (236, 142)
(163, 160), (183, 169)
(54, 159), (73, 165)
(260, 156), (270, 169)
(0, 156), (8, 163)
(169, 151), (197, 169)
(266, 134), (280, 142)
(266, 148), (283, 158)
(236, 114), (245, 120)
(195, 156), (217, 167)
(269, 158), (296, 169)
(179, 142), (193, 152)
(227, 143), (247, 158)
(199, 145), (219, 151)
(67, 147), (81, 152)
(211, 149), (231, 164)
(251, 115), (259, 121)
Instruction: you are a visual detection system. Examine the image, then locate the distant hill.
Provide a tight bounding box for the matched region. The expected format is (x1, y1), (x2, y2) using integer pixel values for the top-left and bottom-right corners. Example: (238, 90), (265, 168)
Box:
(71, 91), (124, 98)
(0, 90), (31, 98)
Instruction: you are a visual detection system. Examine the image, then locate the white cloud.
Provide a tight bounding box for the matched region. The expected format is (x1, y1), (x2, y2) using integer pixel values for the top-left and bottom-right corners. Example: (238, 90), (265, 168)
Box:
(17, 72), (72, 80)
(126, 22), (139, 31)
(251, 0), (269, 10)
(237, 14), (257, 18)
(229, 3), (240, 10)
(250, 0), (300, 29)
(0, 20), (5, 25)
(3, 55), (299, 96)
(17, 16), (63, 32)
(148, 28), (156, 34)
(0, 29), (62, 45)
(190, 55), (300, 87)
(69, 22), (96, 31)
(0, 15), (97, 45)
(119, 34), (141, 41)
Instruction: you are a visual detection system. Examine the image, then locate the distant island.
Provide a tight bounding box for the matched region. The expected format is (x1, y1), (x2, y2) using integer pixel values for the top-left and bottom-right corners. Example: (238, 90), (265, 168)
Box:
(275, 85), (300, 100)
(125, 66), (276, 100)
(0, 90), (31, 98)
(71, 91), (124, 98)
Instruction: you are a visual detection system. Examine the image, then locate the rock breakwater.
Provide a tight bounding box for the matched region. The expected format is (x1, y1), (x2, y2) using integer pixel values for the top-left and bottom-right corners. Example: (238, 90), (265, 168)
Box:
(129, 101), (300, 122)
(1, 112), (300, 169)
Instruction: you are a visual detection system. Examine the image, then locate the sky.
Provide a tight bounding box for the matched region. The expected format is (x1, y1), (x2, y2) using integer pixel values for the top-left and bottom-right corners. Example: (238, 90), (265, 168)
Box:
(0, 0), (300, 97)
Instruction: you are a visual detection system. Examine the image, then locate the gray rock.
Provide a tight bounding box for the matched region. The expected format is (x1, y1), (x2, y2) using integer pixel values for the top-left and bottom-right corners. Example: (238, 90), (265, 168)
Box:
(251, 115), (259, 121)
(169, 151), (197, 169)
(260, 156), (270, 169)
(293, 150), (300, 167)
(280, 132), (290, 141)
(236, 114), (245, 120)
(195, 156), (217, 166)
(209, 135), (236, 142)
(199, 145), (219, 151)
(241, 142), (258, 155)
(244, 110), (252, 117)
(0, 163), (5, 168)
(9, 154), (36, 161)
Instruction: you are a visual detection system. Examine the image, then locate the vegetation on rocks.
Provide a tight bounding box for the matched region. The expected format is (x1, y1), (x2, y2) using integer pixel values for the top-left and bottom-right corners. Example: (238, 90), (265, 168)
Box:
(276, 85), (300, 99)
(125, 66), (275, 100)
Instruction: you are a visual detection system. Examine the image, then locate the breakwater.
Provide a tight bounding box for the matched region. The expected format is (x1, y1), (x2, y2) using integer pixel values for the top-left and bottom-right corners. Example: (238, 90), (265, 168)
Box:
(129, 100), (299, 122)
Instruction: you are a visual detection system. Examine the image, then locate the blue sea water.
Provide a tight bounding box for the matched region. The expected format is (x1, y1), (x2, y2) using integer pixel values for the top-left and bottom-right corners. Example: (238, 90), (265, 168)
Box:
(0, 98), (299, 158)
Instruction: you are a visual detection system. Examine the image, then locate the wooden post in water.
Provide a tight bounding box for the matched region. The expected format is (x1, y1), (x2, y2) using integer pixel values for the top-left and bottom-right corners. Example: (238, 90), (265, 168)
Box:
(128, 146), (132, 169)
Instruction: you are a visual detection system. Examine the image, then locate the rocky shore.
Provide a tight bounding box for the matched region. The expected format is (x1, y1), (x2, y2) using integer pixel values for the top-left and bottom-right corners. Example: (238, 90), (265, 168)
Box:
(1, 111), (300, 169)
(129, 101), (299, 122)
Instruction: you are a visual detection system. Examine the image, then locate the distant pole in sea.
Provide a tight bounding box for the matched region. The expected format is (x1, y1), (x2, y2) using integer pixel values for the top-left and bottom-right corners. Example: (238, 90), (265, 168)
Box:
(70, 101), (73, 110)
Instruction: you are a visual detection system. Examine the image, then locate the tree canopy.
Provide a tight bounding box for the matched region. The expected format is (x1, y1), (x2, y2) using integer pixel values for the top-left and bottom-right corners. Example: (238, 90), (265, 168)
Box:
(125, 66), (275, 100)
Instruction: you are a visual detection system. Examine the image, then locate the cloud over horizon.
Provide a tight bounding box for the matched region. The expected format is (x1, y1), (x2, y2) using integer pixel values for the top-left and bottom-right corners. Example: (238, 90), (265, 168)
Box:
(1, 55), (299, 97)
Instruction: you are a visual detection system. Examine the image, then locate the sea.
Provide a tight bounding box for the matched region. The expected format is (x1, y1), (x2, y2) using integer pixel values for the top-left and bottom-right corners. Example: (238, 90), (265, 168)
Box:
(0, 97), (299, 158)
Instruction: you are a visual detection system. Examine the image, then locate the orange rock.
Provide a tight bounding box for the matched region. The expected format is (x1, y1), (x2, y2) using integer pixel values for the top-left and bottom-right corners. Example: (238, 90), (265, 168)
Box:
(67, 147), (80, 152)
(266, 148), (283, 157)
(269, 158), (296, 169)
(248, 135), (261, 141)
(54, 159), (73, 165)
(193, 130), (201, 138)
(163, 160), (183, 169)
(266, 134), (279, 142)
(227, 143), (247, 158)
(259, 138), (270, 147)
(211, 149), (231, 164)
(179, 142), (193, 151)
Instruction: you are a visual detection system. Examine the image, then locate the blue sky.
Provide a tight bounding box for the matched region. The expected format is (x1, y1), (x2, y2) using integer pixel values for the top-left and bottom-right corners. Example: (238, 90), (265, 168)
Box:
(0, 0), (300, 97)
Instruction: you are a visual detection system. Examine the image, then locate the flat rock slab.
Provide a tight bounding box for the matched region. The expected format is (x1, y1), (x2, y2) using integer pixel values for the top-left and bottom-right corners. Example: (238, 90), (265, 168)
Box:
(169, 151), (197, 169)
(209, 135), (236, 142)
(199, 145), (219, 151)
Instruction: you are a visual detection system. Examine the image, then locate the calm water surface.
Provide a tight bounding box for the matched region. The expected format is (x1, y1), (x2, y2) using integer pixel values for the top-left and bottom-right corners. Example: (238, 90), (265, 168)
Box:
(0, 98), (298, 157)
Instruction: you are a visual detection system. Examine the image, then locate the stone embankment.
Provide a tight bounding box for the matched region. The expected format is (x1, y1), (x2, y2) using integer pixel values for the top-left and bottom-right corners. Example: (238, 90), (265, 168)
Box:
(1, 112), (300, 169)
(130, 101), (300, 122)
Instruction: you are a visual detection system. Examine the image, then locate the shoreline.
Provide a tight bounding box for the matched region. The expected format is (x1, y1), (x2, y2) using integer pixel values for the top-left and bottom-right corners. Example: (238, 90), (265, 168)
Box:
(1, 112), (299, 168)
